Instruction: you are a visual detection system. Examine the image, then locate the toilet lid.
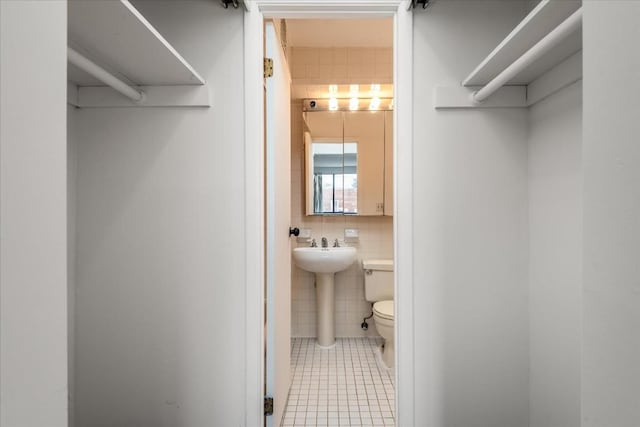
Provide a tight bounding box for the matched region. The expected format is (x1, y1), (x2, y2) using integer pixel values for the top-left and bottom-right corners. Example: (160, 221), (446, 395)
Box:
(373, 300), (394, 320)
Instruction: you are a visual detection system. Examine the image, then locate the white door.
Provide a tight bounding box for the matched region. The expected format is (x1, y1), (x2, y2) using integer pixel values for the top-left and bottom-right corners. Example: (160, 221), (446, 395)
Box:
(265, 21), (292, 427)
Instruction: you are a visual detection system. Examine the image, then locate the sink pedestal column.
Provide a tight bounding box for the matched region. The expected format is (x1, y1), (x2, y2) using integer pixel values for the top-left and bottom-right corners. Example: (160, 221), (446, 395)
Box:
(315, 273), (335, 347)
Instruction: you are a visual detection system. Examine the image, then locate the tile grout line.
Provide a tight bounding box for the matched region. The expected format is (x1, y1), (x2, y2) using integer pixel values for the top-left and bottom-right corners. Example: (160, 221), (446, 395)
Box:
(282, 337), (394, 427)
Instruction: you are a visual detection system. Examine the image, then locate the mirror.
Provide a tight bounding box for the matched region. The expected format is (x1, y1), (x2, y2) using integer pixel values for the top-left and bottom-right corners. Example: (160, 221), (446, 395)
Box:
(304, 110), (392, 216)
(307, 141), (357, 214)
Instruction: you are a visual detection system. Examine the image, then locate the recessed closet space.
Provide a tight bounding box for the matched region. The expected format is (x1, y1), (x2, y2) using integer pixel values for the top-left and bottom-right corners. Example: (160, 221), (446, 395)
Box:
(414, 1), (583, 426)
(66, 1), (245, 425)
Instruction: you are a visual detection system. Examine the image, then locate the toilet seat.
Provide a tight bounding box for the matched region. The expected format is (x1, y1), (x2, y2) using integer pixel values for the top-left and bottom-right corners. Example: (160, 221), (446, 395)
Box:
(373, 300), (394, 320)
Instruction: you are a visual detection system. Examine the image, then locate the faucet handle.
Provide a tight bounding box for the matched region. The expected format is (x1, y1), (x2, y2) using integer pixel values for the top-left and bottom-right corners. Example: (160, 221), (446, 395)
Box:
(333, 238), (340, 247)
(310, 238), (317, 247)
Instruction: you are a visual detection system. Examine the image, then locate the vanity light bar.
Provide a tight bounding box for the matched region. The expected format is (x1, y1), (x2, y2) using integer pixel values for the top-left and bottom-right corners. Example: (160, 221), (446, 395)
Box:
(303, 98), (393, 112)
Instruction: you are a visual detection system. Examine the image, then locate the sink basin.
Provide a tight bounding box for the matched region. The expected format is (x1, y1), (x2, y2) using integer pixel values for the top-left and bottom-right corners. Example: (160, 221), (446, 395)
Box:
(292, 247), (357, 274)
(292, 246), (357, 348)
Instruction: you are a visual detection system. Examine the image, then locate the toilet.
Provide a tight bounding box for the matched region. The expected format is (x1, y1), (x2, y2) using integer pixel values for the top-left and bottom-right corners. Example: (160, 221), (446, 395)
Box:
(363, 259), (394, 368)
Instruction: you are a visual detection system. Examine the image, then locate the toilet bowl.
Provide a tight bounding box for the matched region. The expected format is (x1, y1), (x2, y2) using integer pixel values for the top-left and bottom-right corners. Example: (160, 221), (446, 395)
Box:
(373, 299), (394, 368)
(363, 259), (395, 369)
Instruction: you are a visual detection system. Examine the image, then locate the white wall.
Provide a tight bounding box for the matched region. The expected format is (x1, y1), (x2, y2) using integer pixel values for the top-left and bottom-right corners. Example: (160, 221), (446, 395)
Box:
(528, 82), (582, 427)
(0, 1), (68, 426)
(582, 2), (640, 426)
(412, 1), (530, 425)
(67, 104), (79, 427)
(72, 1), (246, 425)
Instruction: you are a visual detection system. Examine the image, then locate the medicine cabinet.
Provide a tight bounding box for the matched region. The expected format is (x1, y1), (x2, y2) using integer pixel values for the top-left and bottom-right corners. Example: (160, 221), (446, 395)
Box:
(304, 110), (393, 216)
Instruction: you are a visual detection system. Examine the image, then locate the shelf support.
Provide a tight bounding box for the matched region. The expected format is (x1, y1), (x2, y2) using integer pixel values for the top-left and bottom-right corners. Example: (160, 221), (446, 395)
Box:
(473, 7), (582, 103)
(67, 47), (145, 103)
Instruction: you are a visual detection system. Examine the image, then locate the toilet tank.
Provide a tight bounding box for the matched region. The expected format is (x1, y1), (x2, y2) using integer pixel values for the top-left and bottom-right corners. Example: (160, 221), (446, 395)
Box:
(363, 259), (394, 302)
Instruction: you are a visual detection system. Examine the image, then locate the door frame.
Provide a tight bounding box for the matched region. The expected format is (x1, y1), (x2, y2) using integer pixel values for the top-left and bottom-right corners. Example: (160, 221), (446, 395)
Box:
(243, 1), (414, 425)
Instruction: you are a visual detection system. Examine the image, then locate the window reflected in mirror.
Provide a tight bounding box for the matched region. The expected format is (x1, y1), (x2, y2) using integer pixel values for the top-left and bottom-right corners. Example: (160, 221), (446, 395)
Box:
(311, 142), (358, 214)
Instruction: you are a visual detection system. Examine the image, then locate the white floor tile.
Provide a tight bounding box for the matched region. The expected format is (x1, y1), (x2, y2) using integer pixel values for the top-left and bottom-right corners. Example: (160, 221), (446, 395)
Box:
(281, 338), (394, 427)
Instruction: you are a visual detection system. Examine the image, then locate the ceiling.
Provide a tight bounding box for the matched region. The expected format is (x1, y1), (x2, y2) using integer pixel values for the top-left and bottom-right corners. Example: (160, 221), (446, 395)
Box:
(286, 19), (394, 100)
(285, 19), (393, 48)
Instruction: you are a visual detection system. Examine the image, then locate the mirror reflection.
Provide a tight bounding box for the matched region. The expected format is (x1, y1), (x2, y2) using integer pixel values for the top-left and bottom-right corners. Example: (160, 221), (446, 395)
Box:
(304, 109), (392, 216)
(311, 142), (357, 214)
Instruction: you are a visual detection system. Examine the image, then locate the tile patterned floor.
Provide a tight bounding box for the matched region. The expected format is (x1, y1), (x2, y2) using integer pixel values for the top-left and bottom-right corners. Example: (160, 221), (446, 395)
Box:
(281, 338), (395, 427)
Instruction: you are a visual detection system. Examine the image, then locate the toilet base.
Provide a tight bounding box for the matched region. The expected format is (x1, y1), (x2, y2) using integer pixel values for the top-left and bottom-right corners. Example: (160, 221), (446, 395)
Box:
(381, 340), (394, 369)
(373, 312), (394, 369)
(374, 343), (392, 371)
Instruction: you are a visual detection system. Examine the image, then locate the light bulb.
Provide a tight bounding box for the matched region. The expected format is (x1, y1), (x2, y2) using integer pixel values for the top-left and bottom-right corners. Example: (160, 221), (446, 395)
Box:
(329, 97), (339, 111)
(369, 97), (381, 110)
(370, 84), (381, 95)
(329, 84), (338, 94)
(349, 97), (359, 111)
(349, 84), (359, 96)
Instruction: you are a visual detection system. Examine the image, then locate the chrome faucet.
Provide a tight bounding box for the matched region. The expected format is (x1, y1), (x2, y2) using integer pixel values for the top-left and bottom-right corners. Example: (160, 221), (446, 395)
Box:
(333, 238), (340, 247)
(310, 238), (317, 247)
(321, 237), (328, 248)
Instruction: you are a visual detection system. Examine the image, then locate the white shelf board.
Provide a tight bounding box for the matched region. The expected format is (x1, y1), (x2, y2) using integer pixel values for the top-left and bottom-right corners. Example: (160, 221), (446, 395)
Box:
(68, 0), (205, 87)
(463, 0), (582, 86)
(526, 50), (582, 106)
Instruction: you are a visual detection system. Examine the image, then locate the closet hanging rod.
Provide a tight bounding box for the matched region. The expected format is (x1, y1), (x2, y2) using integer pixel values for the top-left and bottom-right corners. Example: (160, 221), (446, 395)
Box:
(473, 7), (582, 103)
(67, 47), (145, 103)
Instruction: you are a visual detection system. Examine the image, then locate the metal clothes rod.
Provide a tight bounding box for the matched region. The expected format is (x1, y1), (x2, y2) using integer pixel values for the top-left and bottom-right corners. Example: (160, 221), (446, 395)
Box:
(67, 47), (145, 103)
(473, 7), (583, 103)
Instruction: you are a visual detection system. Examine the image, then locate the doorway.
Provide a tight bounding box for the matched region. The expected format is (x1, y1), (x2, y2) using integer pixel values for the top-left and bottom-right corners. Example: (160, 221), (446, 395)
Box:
(243, 2), (415, 427)
(283, 16), (395, 427)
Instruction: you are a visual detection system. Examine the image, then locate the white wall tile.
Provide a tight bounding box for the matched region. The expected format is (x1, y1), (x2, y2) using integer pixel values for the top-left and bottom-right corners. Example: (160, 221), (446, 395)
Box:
(290, 47), (392, 84)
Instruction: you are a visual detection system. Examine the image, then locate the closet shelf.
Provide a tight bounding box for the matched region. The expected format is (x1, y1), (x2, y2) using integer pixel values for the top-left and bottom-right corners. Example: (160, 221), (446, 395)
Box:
(435, 0), (582, 109)
(462, 0), (582, 87)
(67, 0), (209, 108)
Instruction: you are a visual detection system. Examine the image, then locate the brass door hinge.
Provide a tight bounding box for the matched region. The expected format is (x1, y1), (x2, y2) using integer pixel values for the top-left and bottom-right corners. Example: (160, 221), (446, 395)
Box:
(264, 396), (274, 416)
(264, 58), (273, 78)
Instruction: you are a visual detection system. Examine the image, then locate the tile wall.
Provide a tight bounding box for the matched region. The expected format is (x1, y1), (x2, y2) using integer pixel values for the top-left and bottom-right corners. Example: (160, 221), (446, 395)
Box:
(289, 47), (392, 83)
(291, 100), (394, 338)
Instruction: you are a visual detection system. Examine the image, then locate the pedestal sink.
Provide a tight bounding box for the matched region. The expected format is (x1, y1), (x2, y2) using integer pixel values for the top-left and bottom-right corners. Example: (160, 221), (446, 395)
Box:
(292, 246), (357, 347)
